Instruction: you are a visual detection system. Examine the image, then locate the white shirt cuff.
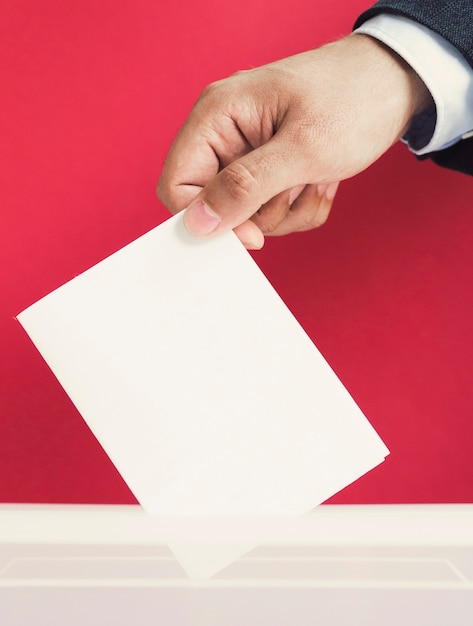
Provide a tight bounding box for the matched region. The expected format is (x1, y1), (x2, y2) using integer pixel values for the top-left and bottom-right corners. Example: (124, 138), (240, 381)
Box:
(354, 14), (473, 155)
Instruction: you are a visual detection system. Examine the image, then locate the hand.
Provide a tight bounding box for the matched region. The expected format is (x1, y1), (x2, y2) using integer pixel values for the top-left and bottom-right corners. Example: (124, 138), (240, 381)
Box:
(158, 34), (431, 248)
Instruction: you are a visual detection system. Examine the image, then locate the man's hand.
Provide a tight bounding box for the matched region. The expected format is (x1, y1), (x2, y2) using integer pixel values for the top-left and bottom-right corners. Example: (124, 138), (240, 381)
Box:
(158, 34), (431, 248)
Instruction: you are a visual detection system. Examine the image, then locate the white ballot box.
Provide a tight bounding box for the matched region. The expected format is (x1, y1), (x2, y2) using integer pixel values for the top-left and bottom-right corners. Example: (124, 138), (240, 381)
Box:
(1, 504), (472, 625)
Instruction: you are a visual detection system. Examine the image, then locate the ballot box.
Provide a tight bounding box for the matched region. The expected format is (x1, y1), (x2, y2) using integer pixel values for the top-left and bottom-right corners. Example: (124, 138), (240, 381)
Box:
(1, 504), (472, 625)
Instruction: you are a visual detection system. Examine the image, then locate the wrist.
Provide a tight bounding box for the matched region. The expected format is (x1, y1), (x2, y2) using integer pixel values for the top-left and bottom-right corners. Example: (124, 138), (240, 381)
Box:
(350, 33), (433, 136)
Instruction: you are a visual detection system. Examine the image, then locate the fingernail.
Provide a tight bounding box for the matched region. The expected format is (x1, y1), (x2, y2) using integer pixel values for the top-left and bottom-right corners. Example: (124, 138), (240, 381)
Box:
(242, 235), (265, 250)
(325, 182), (339, 201)
(184, 200), (222, 236)
(288, 184), (305, 205)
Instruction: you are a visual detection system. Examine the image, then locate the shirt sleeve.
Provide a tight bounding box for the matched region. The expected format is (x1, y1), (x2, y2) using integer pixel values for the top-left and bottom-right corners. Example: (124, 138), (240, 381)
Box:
(354, 13), (473, 155)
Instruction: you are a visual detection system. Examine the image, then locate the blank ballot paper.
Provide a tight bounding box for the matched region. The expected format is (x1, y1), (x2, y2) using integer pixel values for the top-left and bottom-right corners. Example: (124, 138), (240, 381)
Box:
(17, 213), (389, 577)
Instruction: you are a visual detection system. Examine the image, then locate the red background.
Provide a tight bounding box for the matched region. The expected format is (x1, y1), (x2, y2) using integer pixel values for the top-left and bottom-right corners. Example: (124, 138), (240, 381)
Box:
(1, 0), (472, 505)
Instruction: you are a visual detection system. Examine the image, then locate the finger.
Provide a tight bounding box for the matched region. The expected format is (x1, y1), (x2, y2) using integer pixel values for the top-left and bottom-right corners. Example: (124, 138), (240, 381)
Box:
(157, 133), (219, 214)
(157, 98), (266, 250)
(251, 184), (305, 235)
(183, 133), (310, 238)
(233, 220), (265, 250)
(157, 110), (252, 215)
(267, 182), (339, 236)
(324, 181), (339, 201)
(159, 183), (204, 217)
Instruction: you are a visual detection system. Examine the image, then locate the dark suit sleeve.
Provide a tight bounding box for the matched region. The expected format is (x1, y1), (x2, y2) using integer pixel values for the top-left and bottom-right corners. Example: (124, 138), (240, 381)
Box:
(355, 1), (473, 176)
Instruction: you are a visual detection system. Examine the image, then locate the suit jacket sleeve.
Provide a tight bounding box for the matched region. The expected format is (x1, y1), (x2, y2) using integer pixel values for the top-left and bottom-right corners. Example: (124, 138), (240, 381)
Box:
(355, 1), (473, 176)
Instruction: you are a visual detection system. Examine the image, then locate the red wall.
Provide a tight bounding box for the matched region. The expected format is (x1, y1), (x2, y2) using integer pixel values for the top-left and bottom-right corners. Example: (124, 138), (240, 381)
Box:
(1, 0), (472, 505)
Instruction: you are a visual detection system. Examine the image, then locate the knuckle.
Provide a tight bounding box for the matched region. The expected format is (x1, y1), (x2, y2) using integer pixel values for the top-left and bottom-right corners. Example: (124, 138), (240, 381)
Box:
(229, 68), (251, 80)
(255, 216), (277, 234)
(200, 82), (216, 99)
(199, 78), (226, 101)
(306, 210), (329, 230)
(156, 177), (180, 215)
(261, 220), (279, 234)
(292, 208), (323, 232)
(156, 178), (170, 207)
(298, 213), (318, 231)
(254, 209), (283, 234)
(219, 162), (257, 204)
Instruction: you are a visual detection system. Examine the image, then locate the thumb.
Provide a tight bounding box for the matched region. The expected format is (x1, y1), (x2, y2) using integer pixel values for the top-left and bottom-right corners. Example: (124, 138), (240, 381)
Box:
(183, 134), (305, 238)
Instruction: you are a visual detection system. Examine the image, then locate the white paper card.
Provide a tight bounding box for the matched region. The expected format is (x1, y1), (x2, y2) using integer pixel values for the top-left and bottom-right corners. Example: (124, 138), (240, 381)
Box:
(18, 213), (389, 577)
